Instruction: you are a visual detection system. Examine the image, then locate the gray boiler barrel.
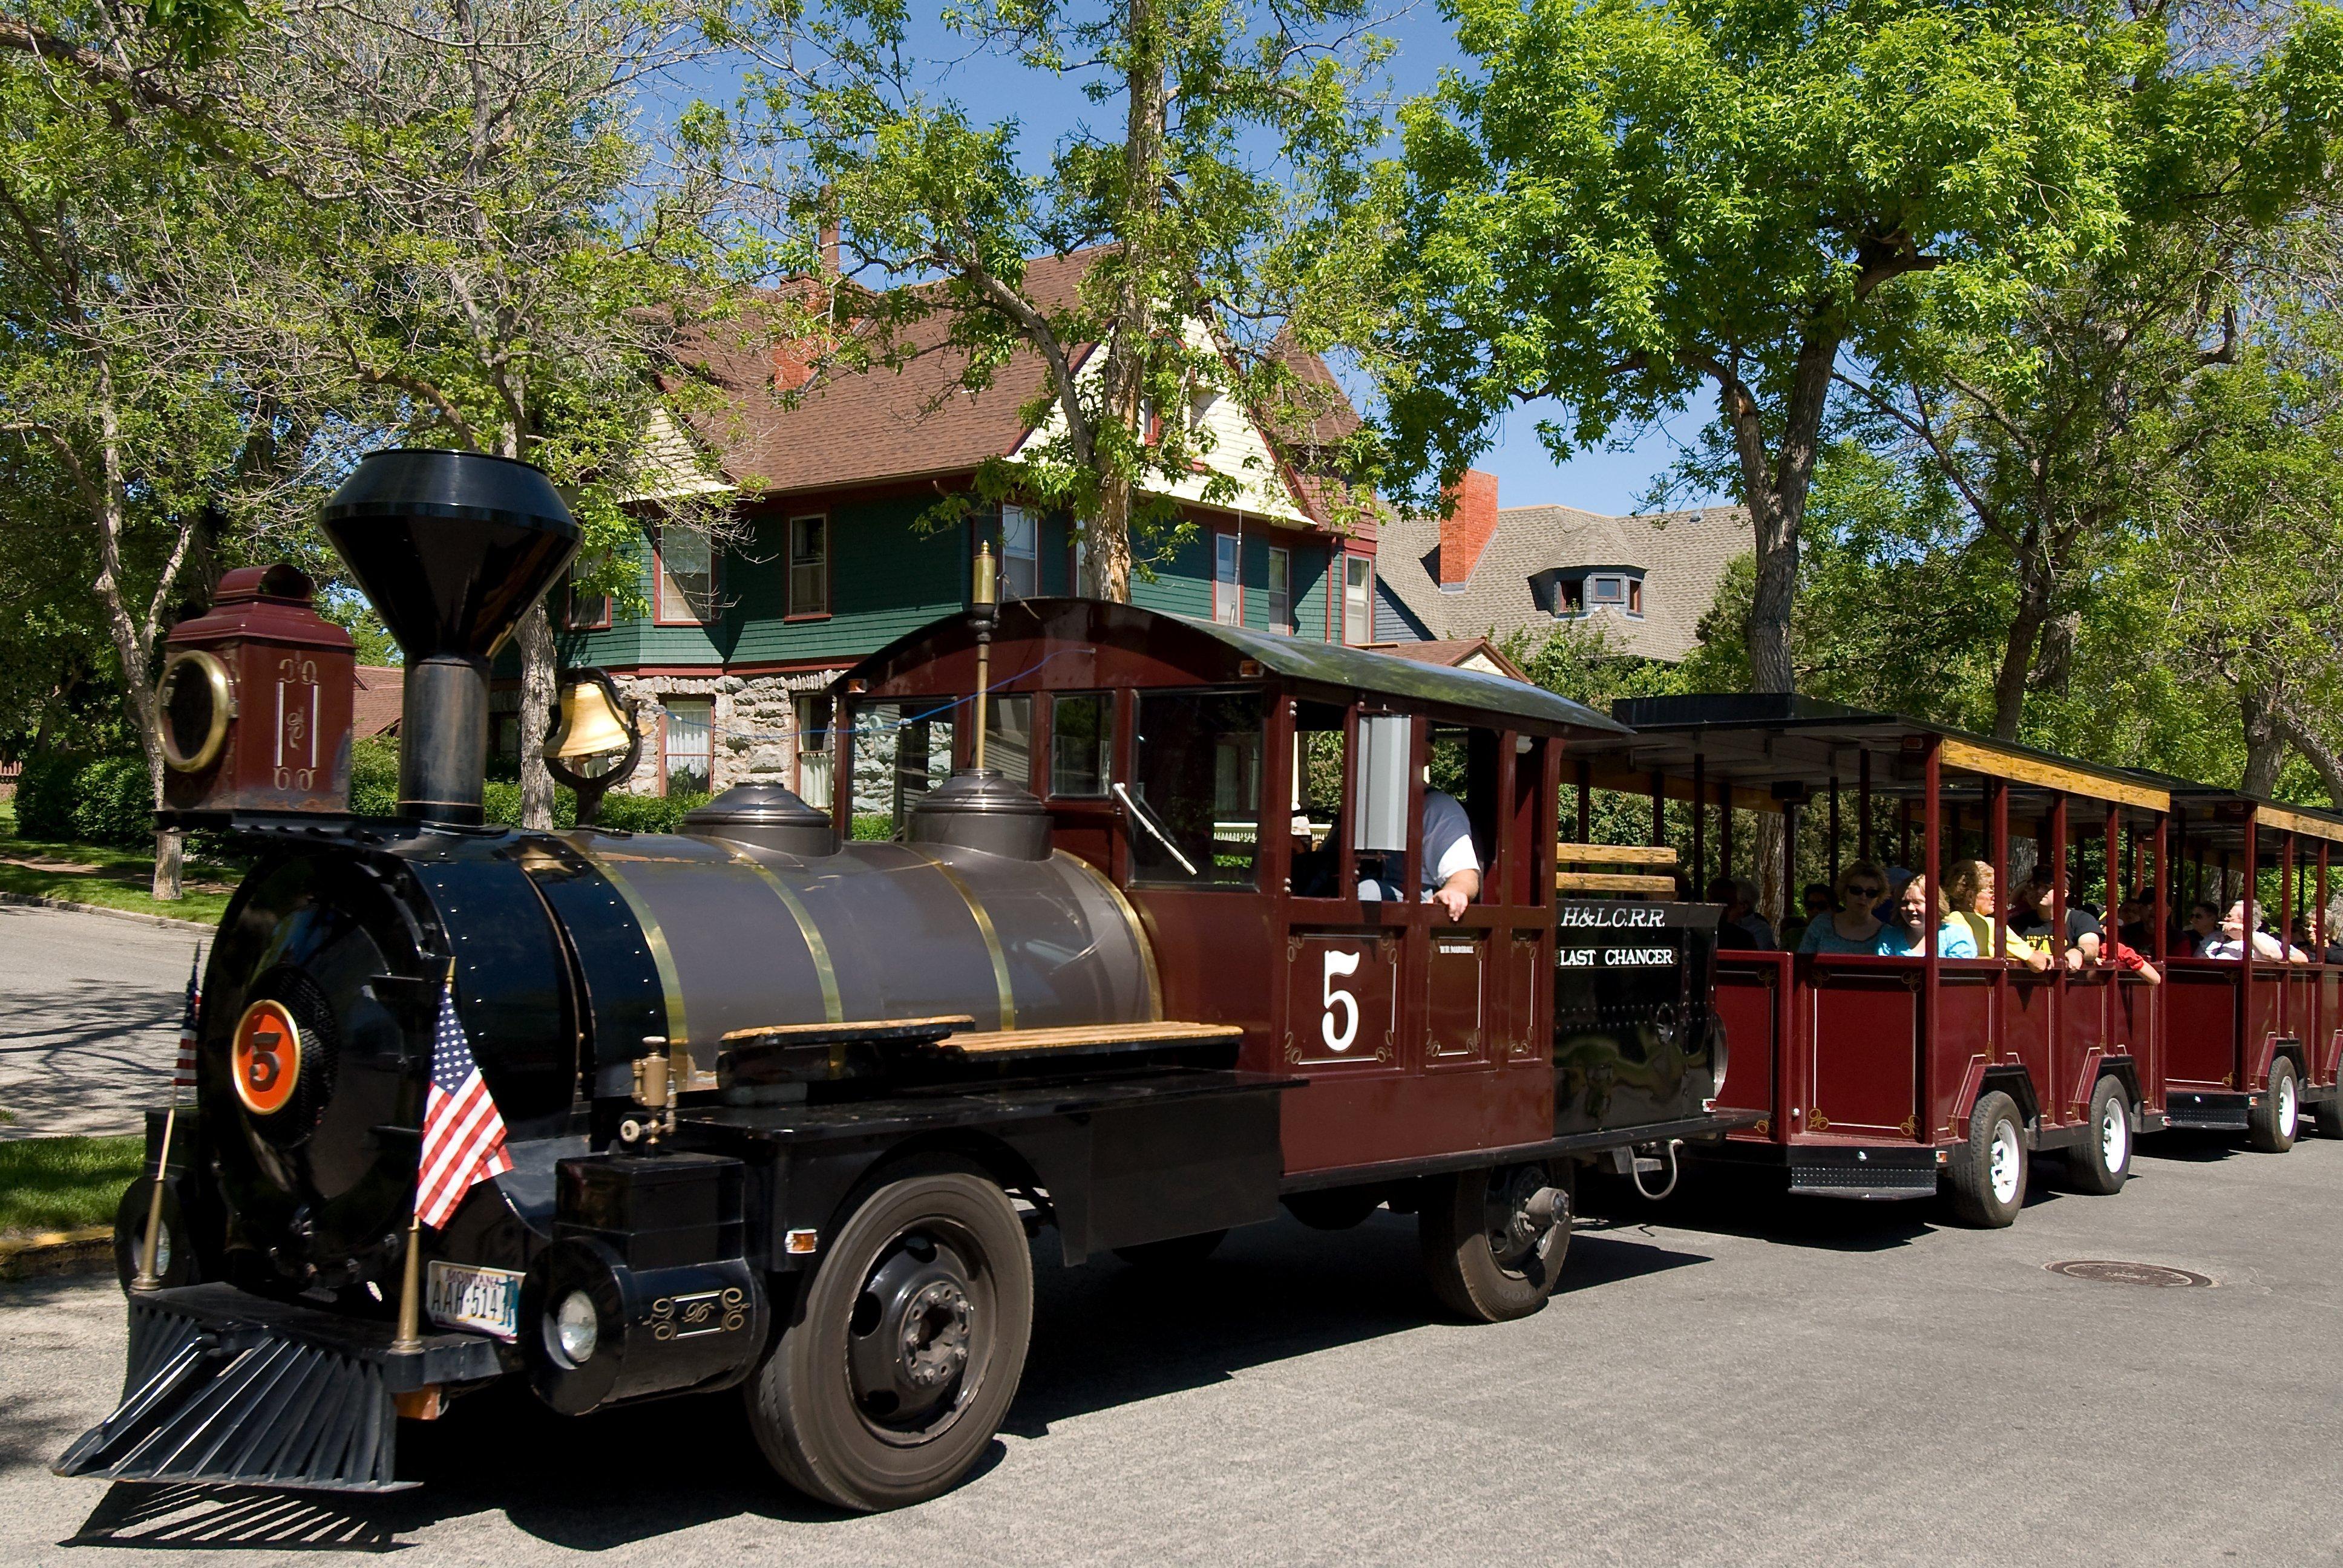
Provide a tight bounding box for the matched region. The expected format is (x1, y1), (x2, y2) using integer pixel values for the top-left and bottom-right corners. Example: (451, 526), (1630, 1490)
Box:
(557, 829), (1160, 1079)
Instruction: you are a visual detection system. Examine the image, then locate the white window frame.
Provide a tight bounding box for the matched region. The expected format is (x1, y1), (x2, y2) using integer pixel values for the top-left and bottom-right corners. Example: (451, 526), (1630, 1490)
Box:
(661, 696), (715, 794)
(1266, 546), (1292, 635)
(1000, 505), (1040, 600)
(1342, 554), (1372, 645)
(793, 694), (832, 808)
(1213, 532), (1241, 624)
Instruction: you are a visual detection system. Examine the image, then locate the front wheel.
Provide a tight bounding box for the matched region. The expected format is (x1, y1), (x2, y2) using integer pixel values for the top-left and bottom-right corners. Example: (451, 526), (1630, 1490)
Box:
(1417, 1163), (1571, 1323)
(2249, 1057), (2300, 1154)
(744, 1166), (1033, 1512)
(1947, 1091), (2027, 1228)
(2062, 1076), (2132, 1196)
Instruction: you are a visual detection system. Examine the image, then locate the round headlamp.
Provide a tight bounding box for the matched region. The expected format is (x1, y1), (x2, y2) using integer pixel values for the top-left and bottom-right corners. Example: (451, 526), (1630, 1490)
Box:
(549, 1289), (600, 1367)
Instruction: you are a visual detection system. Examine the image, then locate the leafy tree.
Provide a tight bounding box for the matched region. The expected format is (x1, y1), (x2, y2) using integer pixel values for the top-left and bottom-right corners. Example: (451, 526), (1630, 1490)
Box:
(754, 0), (1392, 595)
(1378, 0), (2148, 694)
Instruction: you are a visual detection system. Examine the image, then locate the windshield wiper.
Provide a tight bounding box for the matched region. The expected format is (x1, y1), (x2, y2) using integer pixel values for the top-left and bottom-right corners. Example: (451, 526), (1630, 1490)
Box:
(1113, 782), (1199, 877)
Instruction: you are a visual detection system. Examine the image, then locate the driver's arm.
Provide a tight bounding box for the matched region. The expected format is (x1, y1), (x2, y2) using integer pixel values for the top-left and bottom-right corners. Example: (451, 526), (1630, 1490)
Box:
(1432, 867), (1480, 922)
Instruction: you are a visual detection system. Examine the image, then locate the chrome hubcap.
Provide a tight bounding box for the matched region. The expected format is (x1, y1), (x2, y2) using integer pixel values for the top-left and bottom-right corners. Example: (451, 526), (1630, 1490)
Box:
(1988, 1122), (2022, 1205)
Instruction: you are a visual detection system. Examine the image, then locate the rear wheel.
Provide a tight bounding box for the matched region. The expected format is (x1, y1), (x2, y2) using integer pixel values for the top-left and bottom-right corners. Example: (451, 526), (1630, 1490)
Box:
(1112, 1230), (1227, 1268)
(2062, 1076), (2132, 1196)
(2314, 1094), (2343, 1140)
(1417, 1163), (1571, 1323)
(1948, 1091), (2027, 1228)
(744, 1165), (1032, 1512)
(2249, 1057), (2300, 1154)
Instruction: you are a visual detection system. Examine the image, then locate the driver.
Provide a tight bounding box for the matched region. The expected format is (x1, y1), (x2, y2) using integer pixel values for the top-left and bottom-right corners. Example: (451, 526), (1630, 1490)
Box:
(1362, 787), (1481, 922)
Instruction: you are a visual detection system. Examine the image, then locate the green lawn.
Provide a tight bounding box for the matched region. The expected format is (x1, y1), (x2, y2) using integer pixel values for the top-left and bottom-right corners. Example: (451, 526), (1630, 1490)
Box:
(0, 1135), (146, 1236)
(0, 798), (235, 926)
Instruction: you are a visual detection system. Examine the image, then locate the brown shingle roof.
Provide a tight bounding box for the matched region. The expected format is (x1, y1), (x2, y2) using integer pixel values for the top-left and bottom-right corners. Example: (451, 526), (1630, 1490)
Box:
(353, 665), (404, 738)
(668, 252), (1368, 525)
(1380, 501), (1751, 662)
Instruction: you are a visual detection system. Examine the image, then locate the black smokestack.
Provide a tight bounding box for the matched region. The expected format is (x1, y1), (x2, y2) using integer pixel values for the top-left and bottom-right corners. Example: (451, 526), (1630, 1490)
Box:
(322, 449), (579, 826)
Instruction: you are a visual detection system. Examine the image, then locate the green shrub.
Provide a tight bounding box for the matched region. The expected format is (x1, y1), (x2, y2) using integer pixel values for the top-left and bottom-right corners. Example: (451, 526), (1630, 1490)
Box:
(594, 790), (707, 834)
(343, 735), (709, 834)
(13, 754), (156, 849)
(850, 812), (896, 841)
(350, 735), (400, 817)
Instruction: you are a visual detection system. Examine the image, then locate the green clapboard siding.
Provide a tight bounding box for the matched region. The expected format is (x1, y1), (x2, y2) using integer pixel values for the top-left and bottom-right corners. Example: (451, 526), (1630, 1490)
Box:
(554, 495), (1343, 676)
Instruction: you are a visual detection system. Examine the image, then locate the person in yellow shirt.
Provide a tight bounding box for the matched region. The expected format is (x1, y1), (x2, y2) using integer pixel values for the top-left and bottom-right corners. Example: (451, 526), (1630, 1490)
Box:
(1942, 859), (2055, 972)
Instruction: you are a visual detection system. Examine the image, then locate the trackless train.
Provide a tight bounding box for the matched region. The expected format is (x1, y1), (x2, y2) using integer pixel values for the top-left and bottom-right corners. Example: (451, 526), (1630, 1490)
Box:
(57, 451), (1732, 1510)
(56, 451), (2339, 1510)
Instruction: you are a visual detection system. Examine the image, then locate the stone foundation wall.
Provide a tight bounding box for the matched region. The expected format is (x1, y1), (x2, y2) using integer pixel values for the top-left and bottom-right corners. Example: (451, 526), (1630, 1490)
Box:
(493, 669), (843, 797)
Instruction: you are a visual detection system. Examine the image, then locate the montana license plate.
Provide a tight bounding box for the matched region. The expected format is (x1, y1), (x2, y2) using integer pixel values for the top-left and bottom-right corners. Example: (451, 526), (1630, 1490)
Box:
(426, 1261), (523, 1340)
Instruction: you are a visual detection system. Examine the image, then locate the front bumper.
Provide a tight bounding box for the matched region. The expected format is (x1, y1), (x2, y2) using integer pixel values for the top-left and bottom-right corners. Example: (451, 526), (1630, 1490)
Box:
(54, 1282), (502, 1493)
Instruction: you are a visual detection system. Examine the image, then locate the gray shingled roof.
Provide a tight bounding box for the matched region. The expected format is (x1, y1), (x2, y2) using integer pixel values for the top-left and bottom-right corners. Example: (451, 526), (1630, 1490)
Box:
(1378, 500), (1751, 662)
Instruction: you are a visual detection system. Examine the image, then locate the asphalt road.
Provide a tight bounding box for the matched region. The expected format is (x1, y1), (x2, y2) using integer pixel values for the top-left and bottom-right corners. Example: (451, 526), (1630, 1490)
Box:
(4, 1131), (2339, 1566)
(0, 905), (206, 1139)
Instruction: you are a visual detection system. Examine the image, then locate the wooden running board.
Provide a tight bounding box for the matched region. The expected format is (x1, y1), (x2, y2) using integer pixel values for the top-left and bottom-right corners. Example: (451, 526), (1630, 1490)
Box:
(937, 1021), (1244, 1058)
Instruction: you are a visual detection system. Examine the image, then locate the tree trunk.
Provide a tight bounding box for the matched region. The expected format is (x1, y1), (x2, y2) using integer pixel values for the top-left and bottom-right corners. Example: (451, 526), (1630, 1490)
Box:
(517, 599), (557, 829)
(2276, 708), (2343, 808)
(1089, 0), (1167, 607)
(2239, 679), (2285, 798)
(1719, 331), (1835, 696)
(1990, 541), (2054, 741)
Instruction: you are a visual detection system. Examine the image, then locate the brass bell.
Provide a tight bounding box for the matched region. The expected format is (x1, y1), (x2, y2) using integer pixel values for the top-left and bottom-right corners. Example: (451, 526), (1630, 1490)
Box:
(546, 675), (634, 762)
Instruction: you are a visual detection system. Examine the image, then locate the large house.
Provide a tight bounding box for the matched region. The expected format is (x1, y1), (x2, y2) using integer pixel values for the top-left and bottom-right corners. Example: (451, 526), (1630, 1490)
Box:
(519, 250), (1386, 803)
(1371, 470), (1750, 662)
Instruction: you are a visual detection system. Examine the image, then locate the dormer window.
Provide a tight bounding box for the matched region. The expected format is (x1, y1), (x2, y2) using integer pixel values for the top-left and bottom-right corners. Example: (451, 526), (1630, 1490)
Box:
(1588, 574), (1625, 607)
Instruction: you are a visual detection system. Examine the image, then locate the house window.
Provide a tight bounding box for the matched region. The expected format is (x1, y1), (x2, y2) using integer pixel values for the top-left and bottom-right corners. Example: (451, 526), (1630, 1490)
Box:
(1558, 578), (1585, 616)
(1000, 506), (1040, 599)
(1342, 554), (1372, 645)
(663, 697), (713, 794)
(1266, 547), (1292, 635)
(1073, 534), (1096, 598)
(788, 515), (828, 617)
(657, 529), (717, 623)
(793, 694), (831, 809)
(986, 694), (1033, 790)
(562, 573), (610, 631)
(488, 713), (522, 782)
(1588, 575), (1626, 607)
(1213, 533), (1240, 624)
(1050, 691), (1114, 797)
(1627, 577), (1643, 616)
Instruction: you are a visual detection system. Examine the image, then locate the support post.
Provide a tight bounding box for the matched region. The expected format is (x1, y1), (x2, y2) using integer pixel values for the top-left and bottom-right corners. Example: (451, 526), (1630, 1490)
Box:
(1858, 751), (1872, 863)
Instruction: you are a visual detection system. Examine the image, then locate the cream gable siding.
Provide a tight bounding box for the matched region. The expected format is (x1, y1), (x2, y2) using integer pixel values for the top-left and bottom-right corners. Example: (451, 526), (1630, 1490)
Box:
(1004, 318), (1312, 526)
(617, 405), (737, 503)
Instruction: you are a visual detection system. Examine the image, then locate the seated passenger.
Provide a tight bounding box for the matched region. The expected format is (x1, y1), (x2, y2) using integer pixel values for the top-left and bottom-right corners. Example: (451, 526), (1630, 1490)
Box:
(1798, 862), (1908, 954)
(2200, 901), (2310, 963)
(2115, 890), (2157, 951)
(2178, 900), (2221, 955)
(1887, 874), (1976, 956)
(1358, 787), (1480, 922)
(1944, 859), (2054, 972)
(1704, 876), (1777, 949)
(1781, 881), (1833, 952)
(2010, 869), (2103, 971)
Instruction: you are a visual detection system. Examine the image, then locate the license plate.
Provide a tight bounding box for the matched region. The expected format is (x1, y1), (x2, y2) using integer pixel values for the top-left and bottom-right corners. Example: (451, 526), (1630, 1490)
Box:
(426, 1261), (523, 1341)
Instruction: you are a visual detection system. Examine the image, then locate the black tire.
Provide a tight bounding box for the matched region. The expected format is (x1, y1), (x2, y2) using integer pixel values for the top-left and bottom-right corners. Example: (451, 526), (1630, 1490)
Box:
(1417, 1162), (1571, 1323)
(1111, 1229), (1227, 1267)
(744, 1165), (1032, 1512)
(2062, 1076), (2132, 1197)
(1947, 1090), (2027, 1228)
(1282, 1187), (1384, 1232)
(2315, 1093), (2343, 1141)
(2248, 1057), (2301, 1154)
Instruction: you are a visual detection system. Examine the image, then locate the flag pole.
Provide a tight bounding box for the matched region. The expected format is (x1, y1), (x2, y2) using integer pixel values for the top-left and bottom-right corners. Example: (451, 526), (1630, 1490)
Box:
(134, 944), (200, 1292)
(392, 958), (456, 1354)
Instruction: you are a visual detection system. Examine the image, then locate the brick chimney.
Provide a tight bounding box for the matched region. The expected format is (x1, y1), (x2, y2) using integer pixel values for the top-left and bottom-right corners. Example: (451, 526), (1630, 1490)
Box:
(1439, 469), (1499, 589)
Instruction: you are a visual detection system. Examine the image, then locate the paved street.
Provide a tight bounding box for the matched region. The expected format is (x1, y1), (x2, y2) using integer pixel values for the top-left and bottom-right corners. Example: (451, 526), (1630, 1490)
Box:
(0, 906), (207, 1140)
(4, 1129), (2339, 1566)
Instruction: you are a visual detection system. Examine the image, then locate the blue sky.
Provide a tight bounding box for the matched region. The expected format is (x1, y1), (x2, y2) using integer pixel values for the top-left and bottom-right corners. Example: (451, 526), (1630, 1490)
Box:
(709, 1), (1731, 517)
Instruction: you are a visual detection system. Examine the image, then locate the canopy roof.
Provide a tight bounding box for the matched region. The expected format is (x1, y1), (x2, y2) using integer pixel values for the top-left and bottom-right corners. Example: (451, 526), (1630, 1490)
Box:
(2119, 767), (2343, 850)
(837, 598), (1628, 736)
(1598, 694), (2170, 815)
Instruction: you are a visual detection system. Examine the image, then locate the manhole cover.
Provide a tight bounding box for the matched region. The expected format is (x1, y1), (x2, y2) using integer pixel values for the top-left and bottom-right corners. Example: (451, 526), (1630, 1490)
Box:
(2045, 1259), (2214, 1288)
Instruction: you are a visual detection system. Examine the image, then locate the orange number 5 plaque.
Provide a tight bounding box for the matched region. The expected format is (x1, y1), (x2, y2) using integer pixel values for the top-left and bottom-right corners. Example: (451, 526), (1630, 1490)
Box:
(232, 999), (303, 1116)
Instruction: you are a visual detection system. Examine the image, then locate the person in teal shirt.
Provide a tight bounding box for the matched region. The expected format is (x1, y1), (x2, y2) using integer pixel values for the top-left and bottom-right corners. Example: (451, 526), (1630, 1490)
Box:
(1798, 863), (1912, 955)
(1884, 873), (1977, 956)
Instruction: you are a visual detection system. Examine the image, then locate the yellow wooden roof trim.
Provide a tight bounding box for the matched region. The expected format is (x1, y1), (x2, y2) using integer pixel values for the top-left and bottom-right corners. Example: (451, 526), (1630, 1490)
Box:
(2253, 802), (2343, 844)
(1933, 737), (2168, 813)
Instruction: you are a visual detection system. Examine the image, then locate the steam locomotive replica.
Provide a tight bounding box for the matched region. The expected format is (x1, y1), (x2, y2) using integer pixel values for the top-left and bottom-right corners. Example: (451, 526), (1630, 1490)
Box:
(57, 450), (1731, 1511)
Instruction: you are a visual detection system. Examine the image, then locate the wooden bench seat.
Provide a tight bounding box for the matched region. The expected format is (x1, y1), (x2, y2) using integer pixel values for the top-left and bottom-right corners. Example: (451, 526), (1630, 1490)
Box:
(935, 1021), (1244, 1059)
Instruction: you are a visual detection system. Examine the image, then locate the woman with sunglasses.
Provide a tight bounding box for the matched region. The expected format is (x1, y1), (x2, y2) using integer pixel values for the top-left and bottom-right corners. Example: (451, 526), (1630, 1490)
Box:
(1797, 861), (1910, 955)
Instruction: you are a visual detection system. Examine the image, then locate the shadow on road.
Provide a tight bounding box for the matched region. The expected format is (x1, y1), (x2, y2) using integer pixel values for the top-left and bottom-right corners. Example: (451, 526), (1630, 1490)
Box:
(61, 1212), (1713, 1552)
(2137, 1129), (2252, 1164)
(1578, 1165), (1947, 1252)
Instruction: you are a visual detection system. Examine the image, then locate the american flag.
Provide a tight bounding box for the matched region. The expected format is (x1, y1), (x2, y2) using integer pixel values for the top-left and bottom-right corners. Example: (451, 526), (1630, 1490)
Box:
(415, 981), (512, 1230)
(172, 947), (202, 1093)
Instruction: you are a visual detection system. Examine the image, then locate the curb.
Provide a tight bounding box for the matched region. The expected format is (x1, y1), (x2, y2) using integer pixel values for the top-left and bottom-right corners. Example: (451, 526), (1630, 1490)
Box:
(0, 890), (213, 934)
(0, 1226), (113, 1281)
